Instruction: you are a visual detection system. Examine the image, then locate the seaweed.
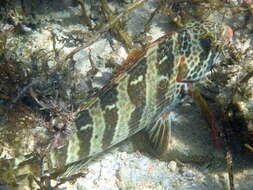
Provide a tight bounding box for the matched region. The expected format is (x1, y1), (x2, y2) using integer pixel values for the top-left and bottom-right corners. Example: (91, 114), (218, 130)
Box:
(65, 0), (147, 60)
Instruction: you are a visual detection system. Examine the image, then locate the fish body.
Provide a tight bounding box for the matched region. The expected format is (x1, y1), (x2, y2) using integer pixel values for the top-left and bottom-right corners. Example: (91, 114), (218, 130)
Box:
(45, 21), (233, 176)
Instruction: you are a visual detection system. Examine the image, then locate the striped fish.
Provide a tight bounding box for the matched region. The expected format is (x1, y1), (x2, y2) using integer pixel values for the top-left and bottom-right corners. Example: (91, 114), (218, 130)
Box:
(45, 21), (233, 177)
(2, 21), (233, 189)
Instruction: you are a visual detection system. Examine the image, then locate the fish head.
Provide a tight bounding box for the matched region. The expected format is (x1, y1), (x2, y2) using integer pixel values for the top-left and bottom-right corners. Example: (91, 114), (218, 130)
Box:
(176, 21), (233, 82)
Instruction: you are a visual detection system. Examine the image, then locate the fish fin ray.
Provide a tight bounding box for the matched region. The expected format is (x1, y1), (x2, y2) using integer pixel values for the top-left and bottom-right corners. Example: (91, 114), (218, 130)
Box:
(146, 112), (172, 156)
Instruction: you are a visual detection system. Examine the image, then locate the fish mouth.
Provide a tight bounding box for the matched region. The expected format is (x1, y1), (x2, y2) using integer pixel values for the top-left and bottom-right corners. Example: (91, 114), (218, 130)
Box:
(222, 25), (233, 42)
(217, 24), (233, 44)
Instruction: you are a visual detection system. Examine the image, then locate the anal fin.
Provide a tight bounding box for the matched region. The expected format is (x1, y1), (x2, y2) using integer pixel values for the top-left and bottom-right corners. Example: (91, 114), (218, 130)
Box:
(44, 156), (92, 184)
(146, 112), (172, 156)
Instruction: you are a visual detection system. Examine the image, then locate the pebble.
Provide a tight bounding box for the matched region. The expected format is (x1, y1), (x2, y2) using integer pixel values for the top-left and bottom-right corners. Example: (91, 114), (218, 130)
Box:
(168, 161), (177, 172)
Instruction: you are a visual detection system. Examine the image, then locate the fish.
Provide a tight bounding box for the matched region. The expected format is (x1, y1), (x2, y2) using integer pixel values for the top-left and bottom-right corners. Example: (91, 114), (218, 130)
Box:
(1, 20), (233, 188)
(45, 20), (233, 178)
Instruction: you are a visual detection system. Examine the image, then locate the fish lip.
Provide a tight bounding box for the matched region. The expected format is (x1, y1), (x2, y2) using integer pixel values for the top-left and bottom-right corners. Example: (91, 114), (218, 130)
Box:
(221, 24), (233, 42)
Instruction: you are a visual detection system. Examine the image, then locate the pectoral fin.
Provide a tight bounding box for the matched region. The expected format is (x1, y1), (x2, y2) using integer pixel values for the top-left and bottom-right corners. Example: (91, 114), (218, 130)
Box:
(146, 112), (172, 156)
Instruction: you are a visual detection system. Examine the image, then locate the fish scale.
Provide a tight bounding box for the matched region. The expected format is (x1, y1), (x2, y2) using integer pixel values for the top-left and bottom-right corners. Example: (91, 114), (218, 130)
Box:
(44, 21), (233, 178)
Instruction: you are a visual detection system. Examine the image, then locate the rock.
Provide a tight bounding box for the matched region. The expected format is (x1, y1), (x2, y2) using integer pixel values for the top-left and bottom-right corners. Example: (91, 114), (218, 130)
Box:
(167, 160), (177, 172)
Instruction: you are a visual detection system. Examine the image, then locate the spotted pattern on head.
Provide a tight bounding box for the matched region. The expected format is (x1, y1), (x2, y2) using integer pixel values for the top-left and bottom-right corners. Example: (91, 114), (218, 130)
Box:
(175, 21), (233, 82)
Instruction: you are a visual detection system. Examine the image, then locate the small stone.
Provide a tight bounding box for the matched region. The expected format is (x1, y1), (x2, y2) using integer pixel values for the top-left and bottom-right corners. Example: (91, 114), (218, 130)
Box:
(167, 161), (177, 172)
(182, 169), (195, 178)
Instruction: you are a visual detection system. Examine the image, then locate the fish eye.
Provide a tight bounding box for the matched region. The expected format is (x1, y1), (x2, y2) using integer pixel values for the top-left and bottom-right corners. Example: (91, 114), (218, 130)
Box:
(199, 37), (212, 52)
